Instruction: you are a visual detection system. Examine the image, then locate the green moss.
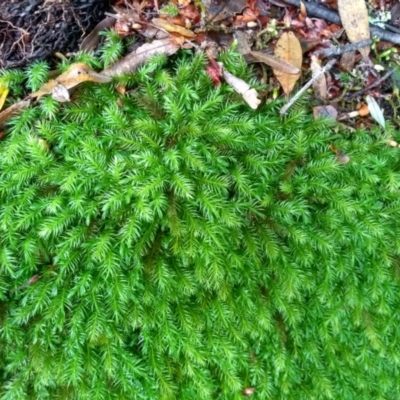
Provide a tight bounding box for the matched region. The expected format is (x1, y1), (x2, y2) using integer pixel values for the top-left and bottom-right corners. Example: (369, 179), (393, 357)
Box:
(1, 50), (400, 399)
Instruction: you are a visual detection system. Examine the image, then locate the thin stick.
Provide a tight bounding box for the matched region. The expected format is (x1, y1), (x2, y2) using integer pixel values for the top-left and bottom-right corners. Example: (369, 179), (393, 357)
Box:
(314, 39), (372, 58)
(345, 68), (396, 99)
(280, 59), (336, 116)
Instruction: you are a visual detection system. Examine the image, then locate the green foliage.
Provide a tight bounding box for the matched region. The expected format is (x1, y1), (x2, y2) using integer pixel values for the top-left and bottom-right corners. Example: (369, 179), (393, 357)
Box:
(99, 30), (125, 69)
(1, 50), (400, 400)
(25, 61), (50, 92)
(159, 3), (179, 17)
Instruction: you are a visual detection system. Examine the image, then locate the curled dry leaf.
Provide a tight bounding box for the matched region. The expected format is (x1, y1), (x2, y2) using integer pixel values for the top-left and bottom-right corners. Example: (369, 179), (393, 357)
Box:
(103, 39), (180, 77)
(337, 0), (370, 61)
(218, 62), (261, 109)
(31, 63), (112, 99)
(310, 55), (327, 100)
(250, 51), (301, 75)
(273, 32), (302, 96)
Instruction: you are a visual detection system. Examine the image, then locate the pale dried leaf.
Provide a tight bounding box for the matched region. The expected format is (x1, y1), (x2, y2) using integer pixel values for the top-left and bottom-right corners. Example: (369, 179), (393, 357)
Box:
(310, 56), (327, 100)
(366, 95), (385, 128)
(51, 85), (70, 102)
(31, 63), (112, 98)
(250, 51), (300, 75)
(337, 0), (370, 60)
(103, 39), (180, 76)
(218, 62), (261, 109)
(273, 32), (302, 96)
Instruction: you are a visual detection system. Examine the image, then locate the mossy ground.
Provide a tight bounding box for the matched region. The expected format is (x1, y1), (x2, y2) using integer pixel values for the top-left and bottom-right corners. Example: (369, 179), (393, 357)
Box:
(1, 50), (400, 399)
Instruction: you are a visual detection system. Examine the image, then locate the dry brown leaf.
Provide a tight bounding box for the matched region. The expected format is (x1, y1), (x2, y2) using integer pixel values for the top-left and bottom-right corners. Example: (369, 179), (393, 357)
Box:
(80, 17), (116, 51)
(310, 56), (327, 100)
(250, 51), (301, 75)
(337, 0), (370, 61)
(0, 99), (31, 127)
(151, 18), (196, 38)
(103, 39), (180, 77)
(273, 32), (302, 96)
(218, 62), (261, 109)
(31, 63), (112, 99)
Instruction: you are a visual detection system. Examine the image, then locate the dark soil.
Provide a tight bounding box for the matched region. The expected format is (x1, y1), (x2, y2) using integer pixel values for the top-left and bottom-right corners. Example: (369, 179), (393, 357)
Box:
(0, 0), (110, 69)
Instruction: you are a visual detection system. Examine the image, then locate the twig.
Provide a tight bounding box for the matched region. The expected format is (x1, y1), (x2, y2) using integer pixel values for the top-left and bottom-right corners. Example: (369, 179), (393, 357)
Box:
(281, 0), (400, 46)
(280, 59), (336, 116)
(314, 39), (372, 58)
(345, 68), (396, 99)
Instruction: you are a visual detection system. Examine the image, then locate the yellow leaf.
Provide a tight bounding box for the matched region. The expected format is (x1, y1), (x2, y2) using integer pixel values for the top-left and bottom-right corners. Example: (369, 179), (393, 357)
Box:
(337, 0), (370, 61)
(0, 82), (9, 111)
(273, 32), (302, 96)
(151, 18), (196, 38)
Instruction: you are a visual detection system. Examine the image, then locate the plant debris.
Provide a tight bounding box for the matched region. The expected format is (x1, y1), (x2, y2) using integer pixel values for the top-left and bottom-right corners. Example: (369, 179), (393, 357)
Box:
(2, 0), (400, 129)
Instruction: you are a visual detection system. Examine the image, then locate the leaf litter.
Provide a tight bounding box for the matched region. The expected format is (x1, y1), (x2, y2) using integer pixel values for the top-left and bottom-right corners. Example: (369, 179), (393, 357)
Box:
(2, 0), (400, 135)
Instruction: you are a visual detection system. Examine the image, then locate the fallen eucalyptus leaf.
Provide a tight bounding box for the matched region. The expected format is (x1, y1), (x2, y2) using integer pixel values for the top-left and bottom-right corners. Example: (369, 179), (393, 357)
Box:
(103, 39), (180, 77)
(337, 0), (370, 60)
(250, 51), (301, 75)
(273, 32), (302, 96)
